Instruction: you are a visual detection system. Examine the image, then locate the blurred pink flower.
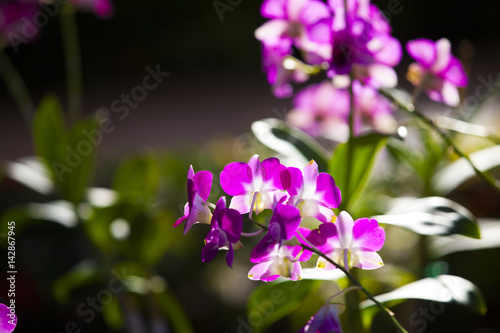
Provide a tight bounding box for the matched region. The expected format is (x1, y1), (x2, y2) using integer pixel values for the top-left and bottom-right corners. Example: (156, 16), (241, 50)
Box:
(71, 0), (114, 19)
(406, 38), (468, 106)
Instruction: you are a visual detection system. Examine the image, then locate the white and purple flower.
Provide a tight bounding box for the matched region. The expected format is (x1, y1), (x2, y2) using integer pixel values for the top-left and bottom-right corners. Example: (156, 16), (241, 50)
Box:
(174, 165), (213, 234)
(220, 154), (288, 216)
(282, 160), (341, 222)
(307, 211), (385, 270)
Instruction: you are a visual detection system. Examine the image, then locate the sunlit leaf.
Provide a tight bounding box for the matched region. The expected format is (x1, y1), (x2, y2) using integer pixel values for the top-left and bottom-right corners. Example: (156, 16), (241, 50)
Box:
(430, 219), (500, 257)
(379, 87), (413, 110)
(373, 196), (480, 238)
(1, 200), (77, 228)
(251, 118), (330, 172)
(52, 259), (99, 304)
(329, 133), (388, 210)
(433, 145), (500, 194)
(247, 280), (321, 333)
(4, 157), (54, 194)
(360, 274), (487, 316)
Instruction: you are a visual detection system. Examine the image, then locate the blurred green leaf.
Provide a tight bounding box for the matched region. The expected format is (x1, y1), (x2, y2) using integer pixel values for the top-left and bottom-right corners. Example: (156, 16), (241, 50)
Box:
(32, 94), (67, 180)
(32, 95), (98, 204)
(247, 280), (321, 333)
(360, 275), (487, 316)
(386, 139), (426, 181)
(328, 133), (388, 210)
(112, 154), (161, 203)
(154, 288), (194, 333)
(379, 87), (413, 109)
(373, 196), (480, 238)
(102, 296), (124, 331)
(430, 219), (500, 258)
(52, 259), (99, 304)
(62, 118), (98, 203)
(251, 118), (330, 172)
(433, 145), (500, 194)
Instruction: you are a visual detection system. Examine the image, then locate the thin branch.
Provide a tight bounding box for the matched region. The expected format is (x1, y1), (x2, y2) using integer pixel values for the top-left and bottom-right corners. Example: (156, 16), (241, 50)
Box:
(382, 90), (500, 193)
(299, 241), (408, 333)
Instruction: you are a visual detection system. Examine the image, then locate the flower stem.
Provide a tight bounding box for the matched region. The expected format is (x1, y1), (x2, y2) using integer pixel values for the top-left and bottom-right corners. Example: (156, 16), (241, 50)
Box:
(0, 49), (35, 124)
(299, 239), (408, 333)
(382, 91), (500, 193)
(241, 229), (265, 237)
(59, 4), (82, 125)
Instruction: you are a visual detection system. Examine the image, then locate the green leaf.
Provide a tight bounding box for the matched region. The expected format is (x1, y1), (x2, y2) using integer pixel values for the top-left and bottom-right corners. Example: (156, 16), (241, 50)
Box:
(433, 145), (500, 194)
(386, 139), (427, 181)
(52, 259), (99, 304)
(360, 274), (487, 316)
(246, 280), (321, 333)
(60, 118), (98, 204)
(430, 219), (500, 257)
(251, 118), (330, 172)
(112, 153), (161, 204)
(373, 196), (480, 238)
(33, 95), (98, 204)
(328, 133), (388, 210)
(32, 94), (67, 178)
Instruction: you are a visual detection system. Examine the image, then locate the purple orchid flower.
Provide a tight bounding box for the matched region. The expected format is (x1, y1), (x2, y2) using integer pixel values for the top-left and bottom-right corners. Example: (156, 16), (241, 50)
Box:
(260, 39), (309, 98)
(71, 0), (114, 19)
(201, 197), (243, 268)
(220, 154), (288, 216)
(307, 0), (401, 88)
(281, 160), (341, 222)
(0, 303), (16, 333)
(299, 304), (344, 333)
(174, 165), (213, 234)
(406, 38), (468, 107)
(287, 81), (350, 141)
(0, 1), (39, 47)
(287, 80), (395, 141)
(307, 211), (385, 270)
(255, 0), (331, 97)
(248, 244), (310, 282)
(250, 203), (302, 261)
(352, 80), (396, 135)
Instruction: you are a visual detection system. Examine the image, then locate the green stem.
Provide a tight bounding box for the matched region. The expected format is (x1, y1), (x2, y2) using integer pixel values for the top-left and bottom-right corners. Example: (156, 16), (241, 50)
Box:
(341, 75), (356, 212)
(300, 243), (408, 333)
(59, 4), (82, 124)
(0, 48), (35, 124)
(383, 91), (500, 193)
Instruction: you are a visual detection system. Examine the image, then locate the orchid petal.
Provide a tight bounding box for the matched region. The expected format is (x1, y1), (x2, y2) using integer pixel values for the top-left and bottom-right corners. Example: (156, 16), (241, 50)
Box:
(352, 218), (385, 251)
(352, 250), (384, 269)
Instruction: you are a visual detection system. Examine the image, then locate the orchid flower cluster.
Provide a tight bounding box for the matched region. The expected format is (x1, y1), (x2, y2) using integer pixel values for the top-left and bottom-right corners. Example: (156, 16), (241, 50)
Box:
(255, 0), (468, 141)
(175, 154), (385, 330)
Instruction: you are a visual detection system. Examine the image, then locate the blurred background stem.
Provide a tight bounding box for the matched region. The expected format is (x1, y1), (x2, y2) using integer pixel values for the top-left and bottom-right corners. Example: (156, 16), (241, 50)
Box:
(0, 48), (35, 124)
(59, 4), (82, 125)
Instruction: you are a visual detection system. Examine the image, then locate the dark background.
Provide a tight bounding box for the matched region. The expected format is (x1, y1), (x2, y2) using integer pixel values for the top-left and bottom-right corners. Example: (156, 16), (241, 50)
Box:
(1, 0), (500, 332)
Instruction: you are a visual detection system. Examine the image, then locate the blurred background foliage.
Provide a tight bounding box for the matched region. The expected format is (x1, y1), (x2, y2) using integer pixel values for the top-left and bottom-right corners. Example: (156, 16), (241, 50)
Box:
(1, 0), (500, 332)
